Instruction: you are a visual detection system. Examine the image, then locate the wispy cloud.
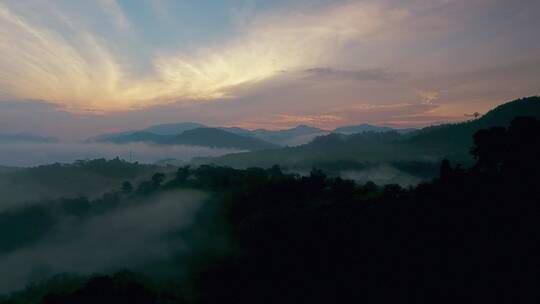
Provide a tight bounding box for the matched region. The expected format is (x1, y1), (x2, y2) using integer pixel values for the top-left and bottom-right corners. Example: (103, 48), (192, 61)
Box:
(0, 0), (538, 131)
(98, 0), (132, 32)
(0, 3), (123, 111)
(416, 90), (440, 104)
(0, 1), (411, 112)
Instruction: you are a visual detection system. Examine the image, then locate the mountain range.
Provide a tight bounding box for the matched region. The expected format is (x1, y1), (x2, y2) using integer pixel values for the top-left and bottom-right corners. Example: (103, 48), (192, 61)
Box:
(5, 97), (538, 164)
(96, 128), (278, 151)
(94, 122), (413, 150)
(196, 96), (540, 167)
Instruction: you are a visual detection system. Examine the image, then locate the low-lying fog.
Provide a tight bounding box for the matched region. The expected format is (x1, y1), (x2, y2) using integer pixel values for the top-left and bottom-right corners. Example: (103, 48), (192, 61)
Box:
(0, 142), (241, 167)
(340, 164), (423, 187)
(0, 190), (207, 293)
(287, 164), (426, 187)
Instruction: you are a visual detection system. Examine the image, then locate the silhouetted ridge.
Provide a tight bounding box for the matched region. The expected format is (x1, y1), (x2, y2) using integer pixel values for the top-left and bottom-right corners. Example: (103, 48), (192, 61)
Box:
(164, 128), (278, 151)
(408, 96), (540, 146)
(94, 127), (278, 151)
(203, 96), (540, 167)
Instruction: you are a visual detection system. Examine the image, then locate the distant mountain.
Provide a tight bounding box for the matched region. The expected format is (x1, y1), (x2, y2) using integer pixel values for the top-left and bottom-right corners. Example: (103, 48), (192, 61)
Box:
(163, 128), (278, 151)
(0, 133), (58, 143)
(97, 122), (416, 147)
(96, 96), (540, 155)
(142, 122), (206, 135)
(251, 125), (327, 146)
(221, 125), (327, 146)
(199, 96), (540, 168)
(333, 124), (416, 134)
(96, 127), (278, 151)
(220, 127), (255, 138)
(94, 122), (206, 141)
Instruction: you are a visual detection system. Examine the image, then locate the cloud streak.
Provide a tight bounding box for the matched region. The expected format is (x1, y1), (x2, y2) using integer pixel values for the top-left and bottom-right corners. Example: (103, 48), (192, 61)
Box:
(0, 0), (538, 130)
(0, 1), (415, 112)
(98, 0), (131, 32)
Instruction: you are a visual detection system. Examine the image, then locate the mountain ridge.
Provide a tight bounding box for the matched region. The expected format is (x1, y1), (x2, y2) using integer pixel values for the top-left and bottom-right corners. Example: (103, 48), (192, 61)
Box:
(198, 96), (540, 167)
(95, 123), (414, 147)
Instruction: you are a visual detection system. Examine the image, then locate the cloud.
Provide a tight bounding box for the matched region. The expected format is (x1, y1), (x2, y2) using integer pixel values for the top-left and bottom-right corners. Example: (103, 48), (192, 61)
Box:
(98, 0), (131, 32)
(231, 113), (344, 130)
(229, 102), (447, 130)
(0, 0), (539, 130)
(0, 1), (413, 112)
(0, 4), (125, 111)
(0, 141), (241, 168)
(303, 68), (399, 83)
(417, 90), (440, 104)
(340, 164), (423, 187)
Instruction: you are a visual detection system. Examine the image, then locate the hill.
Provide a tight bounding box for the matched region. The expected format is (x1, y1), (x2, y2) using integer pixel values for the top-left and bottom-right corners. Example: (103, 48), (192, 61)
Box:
(3, 117), (539, 302)
(0, 159), (160, 208)
(142, 122), (206, 135)
(406, 96), (540, 150)
(94, 122), (206, 141)
(96, 123), (415, 147)
(221, 125), (328, 146)
(251, 125), (327, 146)
(201, 96), (540, 168)
(163, 128), (279, 151)
(95, 127), (277, 151)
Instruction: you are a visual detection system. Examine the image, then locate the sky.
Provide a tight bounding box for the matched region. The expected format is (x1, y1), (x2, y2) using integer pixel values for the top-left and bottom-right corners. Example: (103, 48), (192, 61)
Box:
(0, 0), (539, 139)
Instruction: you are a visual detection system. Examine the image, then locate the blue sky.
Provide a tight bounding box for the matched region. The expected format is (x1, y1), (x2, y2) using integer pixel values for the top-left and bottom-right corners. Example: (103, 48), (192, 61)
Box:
(0, 0), (539, 138)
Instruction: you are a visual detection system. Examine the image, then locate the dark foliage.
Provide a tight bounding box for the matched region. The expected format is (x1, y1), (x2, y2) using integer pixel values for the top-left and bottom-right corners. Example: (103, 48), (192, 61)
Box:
(1, 117), (539, 303)
(194, 116), (540, 303)
(40, 272), (185, 304)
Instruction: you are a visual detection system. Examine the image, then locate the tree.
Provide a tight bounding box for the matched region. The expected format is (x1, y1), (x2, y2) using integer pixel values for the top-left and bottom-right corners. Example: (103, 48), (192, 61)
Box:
(176, 166), (191, 183)
(439, 159), (452, 180)
(121, 181), (133, 194)
(151, 173), (165, 186)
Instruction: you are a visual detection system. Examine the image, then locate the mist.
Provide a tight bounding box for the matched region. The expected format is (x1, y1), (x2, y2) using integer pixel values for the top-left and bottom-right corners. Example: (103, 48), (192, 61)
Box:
(286, 164), (425, 187)
(0, 142), (241, 167)
(340, 164), (423, 187)
(0, 190), (207, 293)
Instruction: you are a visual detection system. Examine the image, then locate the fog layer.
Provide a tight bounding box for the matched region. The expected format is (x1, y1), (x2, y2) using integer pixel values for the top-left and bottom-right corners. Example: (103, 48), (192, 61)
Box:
(0, 142), (241, 167)
(0, 190), (207, 293)
(340, 164), (422, 187)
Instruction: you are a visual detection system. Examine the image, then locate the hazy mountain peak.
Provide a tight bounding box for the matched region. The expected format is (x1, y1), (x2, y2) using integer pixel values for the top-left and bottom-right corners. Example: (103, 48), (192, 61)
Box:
(143, 122), (207, 135)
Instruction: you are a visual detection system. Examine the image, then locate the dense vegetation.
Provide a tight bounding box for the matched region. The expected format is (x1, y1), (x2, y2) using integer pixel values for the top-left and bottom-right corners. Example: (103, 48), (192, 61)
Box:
(0, 158), (162, 205)
(1, 116), (539, 303)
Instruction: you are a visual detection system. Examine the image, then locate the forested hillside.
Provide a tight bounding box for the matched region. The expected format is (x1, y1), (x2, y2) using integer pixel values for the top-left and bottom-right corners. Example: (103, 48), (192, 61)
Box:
(1, 116), (539, 303)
